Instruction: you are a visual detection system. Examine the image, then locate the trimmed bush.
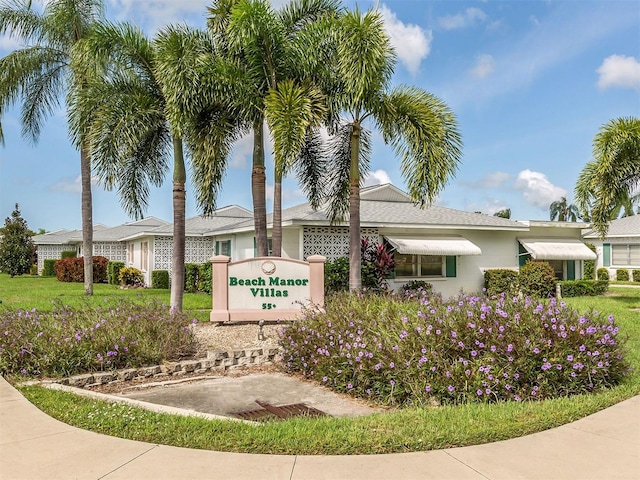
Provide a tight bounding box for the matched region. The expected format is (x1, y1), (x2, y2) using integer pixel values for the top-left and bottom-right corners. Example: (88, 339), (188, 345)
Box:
(107, 261), (125, 285)
(559, 280), (609, 297)
(118, 267), (144, 287)
(54, 256), (108, 283)
(597, 268), (609, 281)
(484, 269), (519, 297)
(185, 263), (200, 293)
(582, 243), (596, 280)
(281, 292), (629, 406)
(519, 260), (557, 299)
(42, 259), (56, 277)
(616, 269), (630, 282)
(633, 270), (640, 283)
(199, 262), (212, 294)
(325, 257), (349, 293)
(60, 250), (77, 259)
(400, 280), (434, 295)
(152, 270), (169, 289)
(29, 264), (38, 276)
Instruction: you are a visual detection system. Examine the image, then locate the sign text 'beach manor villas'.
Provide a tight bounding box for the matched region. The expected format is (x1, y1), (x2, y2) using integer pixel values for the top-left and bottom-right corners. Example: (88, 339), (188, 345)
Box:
(211, 255), (326, 322)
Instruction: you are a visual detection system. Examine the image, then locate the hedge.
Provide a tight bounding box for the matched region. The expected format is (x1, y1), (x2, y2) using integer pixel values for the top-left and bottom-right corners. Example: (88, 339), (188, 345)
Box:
(107, 261), (125, 285)
(519, 260), (557, 298)
(597, 268), (610, 281)
(60, 250), (77, 259)
(152, 270), (169, 289)
(633, 270), (640, 283)
(616, 269), (630, 282)
(42, 259), (56, 277)
(54, 256), (108, 283)
(559, 280), (609, 297)
(483, 269), (519, 297)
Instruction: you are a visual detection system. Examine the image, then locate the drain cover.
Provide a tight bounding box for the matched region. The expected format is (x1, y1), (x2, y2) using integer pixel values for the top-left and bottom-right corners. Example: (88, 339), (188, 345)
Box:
(234, 400), (327, 421)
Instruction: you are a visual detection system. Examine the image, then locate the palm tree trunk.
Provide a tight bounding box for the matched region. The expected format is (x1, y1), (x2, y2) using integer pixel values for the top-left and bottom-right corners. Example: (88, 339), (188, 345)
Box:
(272, 169), (282, 257)
(253, 120), (268, 257)
(349, 123), (362, 292)
(170, 137), (186, 313)
(80, 145), (93, 295)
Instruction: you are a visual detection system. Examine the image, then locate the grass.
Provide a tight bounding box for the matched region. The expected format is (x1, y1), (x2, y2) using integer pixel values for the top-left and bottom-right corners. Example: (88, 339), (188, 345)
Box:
(5, 277), (640, 455)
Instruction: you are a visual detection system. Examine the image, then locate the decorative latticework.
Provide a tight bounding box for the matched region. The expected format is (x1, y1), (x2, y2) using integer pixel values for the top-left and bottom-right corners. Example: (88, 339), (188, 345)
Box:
(154, 236), (173, 271)
(302, 227), (379, 260)
(186, 237), (214, 264)
(93, 242), (127, 262)
(37, 245), (72, 273)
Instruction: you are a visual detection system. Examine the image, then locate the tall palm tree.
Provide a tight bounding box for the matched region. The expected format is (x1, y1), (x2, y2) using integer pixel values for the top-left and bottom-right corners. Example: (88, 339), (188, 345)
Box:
(0, 0), (105, 295)
(207, 0), (339, 257)
(325, 8), (462, 291)
(493, 208), (511, 219)
(575, 117), (640, 237)
(549, 196), (580, 222)
(72, 22), (235, 312)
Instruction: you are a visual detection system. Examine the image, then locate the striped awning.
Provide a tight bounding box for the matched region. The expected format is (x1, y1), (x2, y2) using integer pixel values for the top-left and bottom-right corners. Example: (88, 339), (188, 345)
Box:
(518, 238), (596, 261)
(385, 236), (482, 256)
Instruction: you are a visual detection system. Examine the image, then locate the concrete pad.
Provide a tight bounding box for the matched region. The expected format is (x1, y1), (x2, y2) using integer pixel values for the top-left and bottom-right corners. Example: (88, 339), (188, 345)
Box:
(118, 373), (378, 419)
(564, 395), (640, 444)
(103, 447), (296, 480)
(291, 451), (486, 480)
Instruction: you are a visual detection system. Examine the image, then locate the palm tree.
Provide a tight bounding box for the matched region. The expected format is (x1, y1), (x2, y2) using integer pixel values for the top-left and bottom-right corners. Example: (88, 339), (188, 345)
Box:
(0, 0), (105, 295)
(493, 208), (511, 219)
(324, 8), (462, 291)
(549, 196), (580, 222)
(575, 117), (640, 237)
(206, 0), (339, 257)
(72, 22), (235, 312)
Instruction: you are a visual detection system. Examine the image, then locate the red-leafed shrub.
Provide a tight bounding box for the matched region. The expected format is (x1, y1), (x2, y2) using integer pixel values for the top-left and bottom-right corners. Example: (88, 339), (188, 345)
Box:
(54, 256), (108, 283)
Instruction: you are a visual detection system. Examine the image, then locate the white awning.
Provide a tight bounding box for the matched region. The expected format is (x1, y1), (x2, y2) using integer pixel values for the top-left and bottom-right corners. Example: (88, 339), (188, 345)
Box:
(385, 236), (482, 256)
(518, 238), (596, 261)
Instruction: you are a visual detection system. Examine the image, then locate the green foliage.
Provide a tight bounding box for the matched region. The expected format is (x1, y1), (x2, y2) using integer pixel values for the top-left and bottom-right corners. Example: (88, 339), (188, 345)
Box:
(633, 270), (640, 283)
(0, 204), (34, 277)
(198, 262), (212, 294)
(483, 269), (519, 297)
(185, 263), (200, 293)
(597, 268), (610, 281)
(400, 280), (434, 295)
(0, 299), (197, 377)
(29, 264), (38, 276)
(118, 267), (144, 287)
(616, 269), (630, 281)
(152, 270), (170, 290)
(54, 256), (108, 283)
(107, 261), (125, 285)
(361, 239), (394, 292)
(559, 280), (609, 297)
(281, 292), (629, 407)
(60, 250), (77, 259)
(583, 243), (596, 280)
(324, 257), (350, 294)
(42, 259), (56, 277)
(519, 260), (557, 298)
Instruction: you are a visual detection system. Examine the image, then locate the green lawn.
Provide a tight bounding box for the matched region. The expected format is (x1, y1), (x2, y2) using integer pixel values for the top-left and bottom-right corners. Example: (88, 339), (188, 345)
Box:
(5, 276), (640, 455)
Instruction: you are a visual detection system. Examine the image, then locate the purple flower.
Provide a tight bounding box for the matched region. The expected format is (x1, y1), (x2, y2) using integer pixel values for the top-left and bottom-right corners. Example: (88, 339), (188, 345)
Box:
(477, 389), (483, 395)
(447, 385), (455, 392)
(425, 385), (431, 393)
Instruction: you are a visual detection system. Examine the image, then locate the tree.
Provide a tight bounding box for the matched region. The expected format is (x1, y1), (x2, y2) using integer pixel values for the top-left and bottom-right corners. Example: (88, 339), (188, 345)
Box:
(493, 208), (511, 219)
(324, 8), (462, 291)
(0, 0), (105, 295)
(549, 196), (580, 222)
(0, 203), (34, 277)
(206, 0), (338, 257)
(575, 117), (640, 237)
(72, 23), (232, 312)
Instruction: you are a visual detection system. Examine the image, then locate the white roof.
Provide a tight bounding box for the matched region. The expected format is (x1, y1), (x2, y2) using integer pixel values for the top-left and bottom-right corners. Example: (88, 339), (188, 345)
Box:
(385, 236), (482, 256)
(519, 238), (597, 260)
(583, 215), (640, 239)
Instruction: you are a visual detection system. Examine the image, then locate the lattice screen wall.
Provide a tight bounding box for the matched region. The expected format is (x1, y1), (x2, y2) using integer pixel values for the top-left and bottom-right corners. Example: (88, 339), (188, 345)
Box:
(152, 236), (214, 274)
(93, 242), (127, 262)
(302, 227), (379, 260)
(154, 237), (173, 271)
(37, 245), (71, 273)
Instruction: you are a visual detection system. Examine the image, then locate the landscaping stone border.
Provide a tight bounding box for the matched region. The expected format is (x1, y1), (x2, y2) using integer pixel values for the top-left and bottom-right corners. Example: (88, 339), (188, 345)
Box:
(56, 347), (281, 388)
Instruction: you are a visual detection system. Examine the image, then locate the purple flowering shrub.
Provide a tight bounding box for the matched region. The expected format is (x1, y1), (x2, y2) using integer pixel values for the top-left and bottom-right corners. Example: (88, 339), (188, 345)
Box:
(280, 292), (629, 406)
(1, 299), (197, 377)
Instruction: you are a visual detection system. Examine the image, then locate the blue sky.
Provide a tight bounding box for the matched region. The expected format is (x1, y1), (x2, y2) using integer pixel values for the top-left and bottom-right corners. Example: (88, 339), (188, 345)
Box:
(1, 0), (639, 232)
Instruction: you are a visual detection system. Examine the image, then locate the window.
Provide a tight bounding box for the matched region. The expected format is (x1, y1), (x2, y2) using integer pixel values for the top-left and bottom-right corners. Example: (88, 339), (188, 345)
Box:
(216, 240), (231, 256)
(612, 244), (640, 266)
(395, 254), (446, 278)
(547, 260), (564, 280)
(127, 243), (134, 264)
(141, 242), (148, 271)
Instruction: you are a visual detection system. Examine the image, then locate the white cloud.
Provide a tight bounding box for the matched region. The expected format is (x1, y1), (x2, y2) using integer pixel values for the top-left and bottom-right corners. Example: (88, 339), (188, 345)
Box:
(438, 7), (487, 30)
(106, 0), (210, 32)
(380, 5), (432, 75)
(230, 134), (253, 169)
(514, 169), (566, 210)
(49, 175), (100, 194)
(470, 54), (496, 79)
(0, 34), (21, 52)
(465, 199), (510, 215)
(597, 54), (640, 90)
(462, 171), (511, 189)
(363, 169), (392, 187)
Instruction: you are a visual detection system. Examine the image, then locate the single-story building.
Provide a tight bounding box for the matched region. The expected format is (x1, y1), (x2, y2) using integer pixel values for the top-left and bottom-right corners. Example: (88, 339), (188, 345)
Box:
(33, 184), (596, 296)
(583, 215), (640, 281)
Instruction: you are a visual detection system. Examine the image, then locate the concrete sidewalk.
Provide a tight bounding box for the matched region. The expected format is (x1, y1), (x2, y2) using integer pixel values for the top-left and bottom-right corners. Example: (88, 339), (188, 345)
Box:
(1, 377), (639, 480)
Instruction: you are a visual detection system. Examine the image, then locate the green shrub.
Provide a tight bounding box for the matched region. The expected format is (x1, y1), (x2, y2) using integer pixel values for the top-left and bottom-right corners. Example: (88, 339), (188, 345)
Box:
(107, 261), (125, 285)
(152, 270), (169, 289)
(60, 250), (77, 259)
(324, 257), (349, 293)
(29, 264), (38, 276)
(484, 269), (519, 297)
(616, 269), (630, 281)
(118, 267), (144, 287)
(199, 262), (212, 294)
(400, 280), (434, 295)
(281, 292), (629, 406)
(559, 280), (609, 297)
(42, 259), (56, 277)
(0, 299), (197, 377)
(54, 256), (108, 283)
(633, 270), (640, 283)
(597, 268), (609, 281)
(582, 243), (596, 280)
(361, 239), (394, 292)
(519, 260), (557, 298)
(185, 263), (200, 293)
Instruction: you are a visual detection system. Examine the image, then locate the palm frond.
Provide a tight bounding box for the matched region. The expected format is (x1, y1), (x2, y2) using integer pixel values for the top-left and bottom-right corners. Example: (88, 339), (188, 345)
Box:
(294, 128), (327, 210)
